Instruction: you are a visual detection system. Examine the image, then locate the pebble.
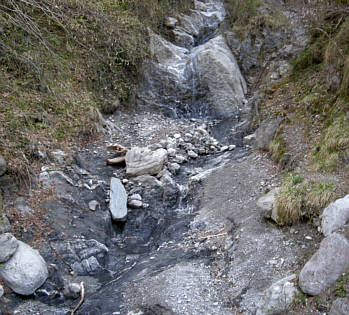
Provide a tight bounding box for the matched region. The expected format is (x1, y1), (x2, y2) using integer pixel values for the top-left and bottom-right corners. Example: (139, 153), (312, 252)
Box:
(174, 133), (181, 139)
(188, 150), (198, 159)
(88, 200), (99, 211)
(305, 236), (312, 240)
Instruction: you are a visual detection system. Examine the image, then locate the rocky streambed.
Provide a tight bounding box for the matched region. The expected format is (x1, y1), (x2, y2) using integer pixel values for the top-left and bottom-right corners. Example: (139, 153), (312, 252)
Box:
(3, 1), (348, 315)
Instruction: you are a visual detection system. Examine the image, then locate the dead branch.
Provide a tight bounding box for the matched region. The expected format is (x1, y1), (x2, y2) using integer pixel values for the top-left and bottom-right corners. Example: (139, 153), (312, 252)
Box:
(106, 143), (129, 156)
(71, 281), (85, 315)
(106, 156), (126, 165)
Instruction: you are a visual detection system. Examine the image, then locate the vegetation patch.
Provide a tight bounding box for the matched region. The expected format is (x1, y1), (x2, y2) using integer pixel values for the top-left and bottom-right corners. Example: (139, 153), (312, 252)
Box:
(312, 112), (349, 172)
(225, 0), (289, 39)
(0, 0), (193, 181)
(274, 172), (337, 225)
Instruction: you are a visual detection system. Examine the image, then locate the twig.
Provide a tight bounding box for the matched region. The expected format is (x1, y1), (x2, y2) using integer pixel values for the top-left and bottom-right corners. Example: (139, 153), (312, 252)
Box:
(71, 281), (85, 315)
(198, 232), (227, 242)
(106, 156), (126, 165)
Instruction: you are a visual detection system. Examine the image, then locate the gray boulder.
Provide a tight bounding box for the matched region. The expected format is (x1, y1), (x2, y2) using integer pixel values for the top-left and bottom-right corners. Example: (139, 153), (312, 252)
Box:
(0, 154), (6, 176)
(0, 284), (3, 298)
(299, 233), (349, 296)
(0, 233), (18, 263)
(193, 35), (247, 119)
(126, 147), (168, 177)
(257, 188), (280, 219)
(52, 239), (109, 276)
(321, 195), (349, 236)
(0, 240), (48, 295)
(330, 298), (349, 315)
(109, 177), (128, 221)
(257, 274), (298, 315)
(255, 117), (282, 149)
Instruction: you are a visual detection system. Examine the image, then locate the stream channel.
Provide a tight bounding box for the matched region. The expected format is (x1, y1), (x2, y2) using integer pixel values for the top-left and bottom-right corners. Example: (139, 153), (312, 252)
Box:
(2, 1), (306, 314)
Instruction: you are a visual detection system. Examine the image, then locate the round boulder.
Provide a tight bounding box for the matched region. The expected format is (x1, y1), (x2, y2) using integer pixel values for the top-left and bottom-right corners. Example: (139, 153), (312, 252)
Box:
(0, 240), (48, 295)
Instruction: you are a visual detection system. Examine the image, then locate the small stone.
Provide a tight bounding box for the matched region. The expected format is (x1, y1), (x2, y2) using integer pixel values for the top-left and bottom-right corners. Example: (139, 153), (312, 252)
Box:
(0, 233), (18, 263)
(122, 179), (129, 184)
(173, 155), (187, 164)
(167, 148), (176, 157)
(188, 150), (198, 159)
(228, 145), (236, 150)
(330, 298), (349, 315)
(109, 177), (128, 221)
(0, 284), (3, 298)
(63, 282), (81, 299)
(88, 200), (99, 211)
(220, 146), (229, 152)
(243, 133), (256, 146)
(129, 194), (142, 201)
(128, 200), (143, 209)
(168, 162), (181, 175)
(173, 133), (181, 139)
(305, 236), (312, 240)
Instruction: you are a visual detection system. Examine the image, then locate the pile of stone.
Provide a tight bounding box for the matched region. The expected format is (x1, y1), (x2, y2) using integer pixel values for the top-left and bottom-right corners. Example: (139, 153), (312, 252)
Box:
(0, 233), (48, 297)
(105, 125), (236, 223)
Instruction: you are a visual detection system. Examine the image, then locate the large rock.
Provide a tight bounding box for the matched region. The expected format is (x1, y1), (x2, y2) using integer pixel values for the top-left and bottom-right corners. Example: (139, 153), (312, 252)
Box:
(0, 154), (6, 176)
(192, 35), (247, 119)
(126, 147), (168, 177)
(257, 187), (280, 219)
(330, 298), (349, 315)
(254, 117), (282, 149)
(256, 274), (298, 315)
(109, 177), (128, 221)
(299, 233), (349, 296)
(0, 233), (18, 263)
(321, 195), (349, 236)
(0, 240), (48, 295)
(52, 239), (109, 276)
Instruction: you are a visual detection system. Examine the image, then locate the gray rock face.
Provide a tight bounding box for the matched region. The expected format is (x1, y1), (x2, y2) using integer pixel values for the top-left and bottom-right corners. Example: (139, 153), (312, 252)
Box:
(254, 117), (282, 149)
(109, 177), (128, 221)
(193, 35), (247, 119)
(257, 274), (298, 315)
(0, 233), (18, 263)
(299, 233), (349, 296)
(52, 239), (109, 276)
(0, 240), (48, 295)
(161, 171), (180, 208)
(321, 195), (349, 236)
(126, 147), (168, 177)
(0, 154), (6, 176)
(330, 298), (349, 315)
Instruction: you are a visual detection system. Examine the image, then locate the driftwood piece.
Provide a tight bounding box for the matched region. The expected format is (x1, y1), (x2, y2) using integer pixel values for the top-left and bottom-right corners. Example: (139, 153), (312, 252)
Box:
(106, 143), (129, 156)
(106, 156), (126, 165)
